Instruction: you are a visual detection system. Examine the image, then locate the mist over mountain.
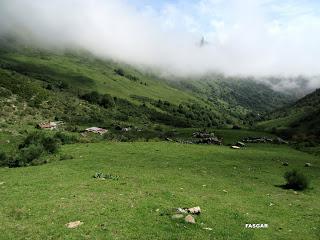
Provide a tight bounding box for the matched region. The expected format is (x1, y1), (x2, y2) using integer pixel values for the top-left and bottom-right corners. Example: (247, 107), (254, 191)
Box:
(263, 76), (316, 98)
(0, 0), (320, 91)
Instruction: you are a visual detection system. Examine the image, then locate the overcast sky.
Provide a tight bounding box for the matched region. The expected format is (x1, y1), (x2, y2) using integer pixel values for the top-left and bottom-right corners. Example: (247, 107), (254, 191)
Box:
(0, 0), (320, 85)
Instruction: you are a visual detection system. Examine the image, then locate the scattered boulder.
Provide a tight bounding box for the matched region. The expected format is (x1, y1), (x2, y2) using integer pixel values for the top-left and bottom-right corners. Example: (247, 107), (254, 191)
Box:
(236, 142), (246, 147)
(177, 208), (188, 214)
(231, 146), (241, 149)
(122, 127), (131, 132)
(93, 172), (119, 180)
(242, 136), (288, 144)
(305, 163), (312, 167)
(172, 214), (184, 219)
(203, 227), (213, 231)
(185, 215), (195, 224)
(195, 137), (222, 145)
(274, 137), (289, 144)
(80, 132), (87, 137)
(172, 206), (201, 224)
(37, 121), (64, 130)
(282, 162), (289, 166)
(193, 132), (215, 138)
(186, 206), (201, 215)
(242, 136), (270, 143)
(85, 127), (108, 135)
(65, 221), (83, 229)
(192, 131), (222, 145)
(93, 172), (105, 180)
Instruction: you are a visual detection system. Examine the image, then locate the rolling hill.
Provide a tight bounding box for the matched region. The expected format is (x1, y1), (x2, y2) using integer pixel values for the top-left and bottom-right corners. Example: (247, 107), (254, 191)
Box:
(258, 89), (320, 138)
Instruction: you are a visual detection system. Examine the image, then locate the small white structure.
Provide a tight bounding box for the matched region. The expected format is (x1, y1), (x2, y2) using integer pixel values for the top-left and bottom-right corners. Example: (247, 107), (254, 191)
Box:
(37, 121), (64, 130)
(85, 127), (108, 135)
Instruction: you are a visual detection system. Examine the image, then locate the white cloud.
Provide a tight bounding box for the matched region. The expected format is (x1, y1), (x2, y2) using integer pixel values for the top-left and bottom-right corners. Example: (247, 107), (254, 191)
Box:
(0, 0), (320, 88)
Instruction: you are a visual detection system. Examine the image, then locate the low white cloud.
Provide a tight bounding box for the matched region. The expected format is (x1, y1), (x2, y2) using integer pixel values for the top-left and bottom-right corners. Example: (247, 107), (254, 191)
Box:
(0, 0), (319, 88)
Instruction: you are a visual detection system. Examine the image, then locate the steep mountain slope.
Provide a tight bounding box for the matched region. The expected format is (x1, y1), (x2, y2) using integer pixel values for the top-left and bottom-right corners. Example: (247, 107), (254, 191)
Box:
(0, 40), (228, 130)
(0, 37), (295, 131)
(258, 89), (320, 138)
(168, 74), (295, 115)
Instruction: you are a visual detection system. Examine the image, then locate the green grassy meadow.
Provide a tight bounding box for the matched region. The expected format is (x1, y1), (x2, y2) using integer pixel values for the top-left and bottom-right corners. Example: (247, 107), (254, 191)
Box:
(0, 142), (319, 240)
(0, 38), (319, 240)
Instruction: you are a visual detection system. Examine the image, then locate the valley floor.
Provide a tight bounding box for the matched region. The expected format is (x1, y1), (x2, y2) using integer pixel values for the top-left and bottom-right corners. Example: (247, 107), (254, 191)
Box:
(0, 142), (319, 240)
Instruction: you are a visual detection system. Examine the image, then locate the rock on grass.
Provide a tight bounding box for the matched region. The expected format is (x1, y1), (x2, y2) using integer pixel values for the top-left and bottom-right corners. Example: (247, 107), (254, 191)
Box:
(185, 215), (195, 224)
(65, 221), (83, 229)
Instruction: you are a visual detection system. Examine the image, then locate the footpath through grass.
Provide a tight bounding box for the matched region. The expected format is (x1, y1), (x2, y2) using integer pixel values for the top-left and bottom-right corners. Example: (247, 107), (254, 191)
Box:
(0, 142), (319, 240)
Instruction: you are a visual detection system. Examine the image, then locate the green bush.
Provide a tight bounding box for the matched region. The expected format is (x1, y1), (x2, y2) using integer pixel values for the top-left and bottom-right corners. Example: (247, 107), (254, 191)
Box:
(19, 131), (44, 149)
(82, 91), (100, 104)
(284, 169), (310, 190)
(5, 131), (61, 167)
(54, 132), (78, 145)
(100, 94), (115, 108)
(114, 68), (125, 76)
(18, 144), (43, 165)
(81, 91), (115, 109)
(0, 151), (7, 166)
(42, 136), (59, 154)
(17, 144), (44, 166)
(20, 131), (59, 153)
(7, 157), (23, 168)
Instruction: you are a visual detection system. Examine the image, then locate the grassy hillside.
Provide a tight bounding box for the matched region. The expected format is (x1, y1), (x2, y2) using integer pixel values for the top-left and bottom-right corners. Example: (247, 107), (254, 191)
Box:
(0, 142), (319, 240)
(258, 89), (320, 139)
(0, 37), (296, 133)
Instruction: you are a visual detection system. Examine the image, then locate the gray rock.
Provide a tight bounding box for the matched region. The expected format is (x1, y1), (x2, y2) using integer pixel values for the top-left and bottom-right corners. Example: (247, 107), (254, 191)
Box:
(176, 208), (187, 214)
(237, 142), (246, 147)
(65, 221), (83, 229)
(231, 146), (241, 149)
(186, 206), (201, 215)
(172, 214), (184, 219)
(185, 215), (195, 224)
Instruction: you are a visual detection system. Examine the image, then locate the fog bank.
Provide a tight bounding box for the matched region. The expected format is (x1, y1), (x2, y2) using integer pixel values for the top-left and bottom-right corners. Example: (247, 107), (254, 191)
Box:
(0, 0), (320, 88)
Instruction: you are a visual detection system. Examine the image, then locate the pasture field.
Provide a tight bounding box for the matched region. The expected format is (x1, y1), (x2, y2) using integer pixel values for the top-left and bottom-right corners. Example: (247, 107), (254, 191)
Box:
(0, 142), (319, 240)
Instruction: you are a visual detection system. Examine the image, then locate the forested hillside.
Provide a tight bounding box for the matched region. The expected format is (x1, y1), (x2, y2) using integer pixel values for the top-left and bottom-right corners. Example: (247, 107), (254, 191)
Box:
(258, 89), (320, 139)
(170, 75), (295, 114)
